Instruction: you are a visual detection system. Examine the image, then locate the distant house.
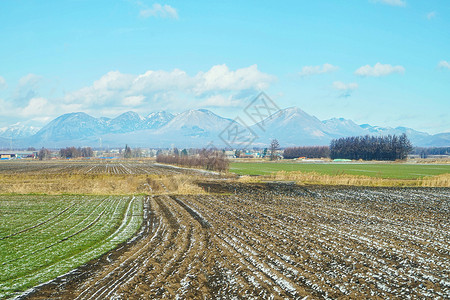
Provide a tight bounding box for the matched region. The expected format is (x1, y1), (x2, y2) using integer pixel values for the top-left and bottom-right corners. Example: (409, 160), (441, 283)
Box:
(224, 150), (235, 159)
(0, 151), (38, 159)
(239, 153), (255, 159)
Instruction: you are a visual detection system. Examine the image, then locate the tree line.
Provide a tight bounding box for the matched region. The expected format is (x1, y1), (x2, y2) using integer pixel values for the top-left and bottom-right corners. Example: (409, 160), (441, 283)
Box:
(412, 147), (450, 158)
(283, 146), (330, 159)
(156, 148), (229, 172)
(329, 134), (412, 161)
(282, 134), (413, 161)
(59, 147), (94, 159)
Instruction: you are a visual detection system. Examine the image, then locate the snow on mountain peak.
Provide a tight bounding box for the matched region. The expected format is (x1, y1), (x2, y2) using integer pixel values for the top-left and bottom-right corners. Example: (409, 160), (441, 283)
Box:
(0, 123), (40, 139)
(2, 107), (447, 148)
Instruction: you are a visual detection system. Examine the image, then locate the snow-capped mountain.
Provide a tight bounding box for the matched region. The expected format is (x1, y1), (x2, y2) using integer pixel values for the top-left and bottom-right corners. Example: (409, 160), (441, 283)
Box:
(160, 109), (235, 136)
(143, 111), (174, 129)
(99, 109), (248, 148)
(107, 111), (144, 133)
(5, 107), (450, 148)
(322, 118), (366, 137)
(358, 124), (431, 146)
(0, 136), (9, 148)
(251, 107), (331, 146)
(424, 132), (450, 147)
(251, 107), (446, 147)
(31, 112), (108, 142)
(0, 123), (40, 139)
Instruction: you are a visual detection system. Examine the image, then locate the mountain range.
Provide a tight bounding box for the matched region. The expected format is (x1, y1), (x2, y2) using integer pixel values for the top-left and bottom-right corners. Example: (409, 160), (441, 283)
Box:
(1, 107), (449, 149)
(0, 123), (40, 139)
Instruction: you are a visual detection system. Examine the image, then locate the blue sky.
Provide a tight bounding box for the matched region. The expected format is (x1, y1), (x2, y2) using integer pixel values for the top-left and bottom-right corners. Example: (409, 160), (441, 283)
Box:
(0, 0), (449, 133)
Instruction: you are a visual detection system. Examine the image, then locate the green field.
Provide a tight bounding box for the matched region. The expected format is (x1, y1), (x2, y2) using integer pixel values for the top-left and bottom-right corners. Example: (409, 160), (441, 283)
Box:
(0, 195), (143, 299)
(230, 162), (450, 179)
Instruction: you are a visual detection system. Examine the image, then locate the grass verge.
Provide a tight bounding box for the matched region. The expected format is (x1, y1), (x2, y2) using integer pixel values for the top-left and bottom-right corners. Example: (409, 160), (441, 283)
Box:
(237, 171), (450, 187)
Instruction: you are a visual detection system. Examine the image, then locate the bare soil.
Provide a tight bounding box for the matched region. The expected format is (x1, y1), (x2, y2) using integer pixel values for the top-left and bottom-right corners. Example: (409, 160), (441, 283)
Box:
(19, 182), (450, 299)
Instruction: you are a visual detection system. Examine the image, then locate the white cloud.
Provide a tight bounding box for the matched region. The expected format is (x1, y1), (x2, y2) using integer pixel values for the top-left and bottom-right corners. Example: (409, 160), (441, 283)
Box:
(427, 11), (436, 19)
(134, 69), (193, 92)
(0, 76), (6, 89)
(355, 63), (405, 77)
(93, 71), (135, 91)
(30, 116), (52, 124)
(371, 0), (406, 7)
(333, 81), (358, 91)
(14, 73), (44, 105)
(140, 3), (178, 19)
(299, 63), (338, 76)
(19, 73), (42, 88)
(438, 60), (450, 69)
(194, 64), (275, 95)
(123, 95), (146, 106)
(62, 64), (275, 111)
(0, 65), (274, 126)
(0, 98), (13, 115)
(198, 95), (241, 108)
(22, 97), (49, 117)
(333, 81), (358, 98)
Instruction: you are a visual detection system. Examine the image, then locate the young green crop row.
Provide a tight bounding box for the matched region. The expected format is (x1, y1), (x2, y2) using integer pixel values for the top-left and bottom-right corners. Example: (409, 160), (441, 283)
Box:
(0, 195), (143, 299)
(230, 162), (450, 179)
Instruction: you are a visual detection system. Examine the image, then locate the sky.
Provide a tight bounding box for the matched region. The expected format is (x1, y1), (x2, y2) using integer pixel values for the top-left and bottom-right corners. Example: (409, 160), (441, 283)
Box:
(0, 0), (449, 134)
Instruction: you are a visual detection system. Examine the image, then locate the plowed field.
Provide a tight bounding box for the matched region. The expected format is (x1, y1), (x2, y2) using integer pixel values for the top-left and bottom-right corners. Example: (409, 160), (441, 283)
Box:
(20, 183), (449, 299)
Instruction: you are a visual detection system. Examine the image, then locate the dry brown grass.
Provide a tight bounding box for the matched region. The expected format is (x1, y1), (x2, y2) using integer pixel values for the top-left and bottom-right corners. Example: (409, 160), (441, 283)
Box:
(412, 158), (450, 164)
(237, 170), (450, 187)
(0, 174), (204, 195)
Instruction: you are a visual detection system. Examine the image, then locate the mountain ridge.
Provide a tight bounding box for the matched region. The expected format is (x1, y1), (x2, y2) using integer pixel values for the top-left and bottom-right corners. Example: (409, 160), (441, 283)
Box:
(1, 108), (448, 148)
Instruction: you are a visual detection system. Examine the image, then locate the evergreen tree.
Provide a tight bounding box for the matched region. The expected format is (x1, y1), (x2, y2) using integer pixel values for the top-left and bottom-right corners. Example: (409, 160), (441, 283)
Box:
(330, 134), (413, 161)
(124, 144), (132, 159)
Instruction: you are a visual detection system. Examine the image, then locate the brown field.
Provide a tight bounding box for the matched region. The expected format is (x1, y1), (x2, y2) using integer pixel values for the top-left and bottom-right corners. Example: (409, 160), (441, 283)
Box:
(1, 160), (449, 299)
(0, 161), (212, 195)
(0, 160), (204, 176)
(20, 182), (450, 299)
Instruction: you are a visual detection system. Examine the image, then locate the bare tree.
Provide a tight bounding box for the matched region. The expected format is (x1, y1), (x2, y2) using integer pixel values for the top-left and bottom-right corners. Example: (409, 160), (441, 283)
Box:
(156, 148), (229, 172)
(270, 139), (280, 161)
(132, 147), (142, 158)
(38, 148), (51, 160)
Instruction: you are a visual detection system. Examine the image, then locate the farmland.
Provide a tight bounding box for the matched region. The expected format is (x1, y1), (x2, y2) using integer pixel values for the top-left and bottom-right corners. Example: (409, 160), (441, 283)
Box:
(0, 160), (202, 176)
(0, 161), (208, 195)
(18, 182), (450, 299)
(0, 194), (143, 299)
(230, 161), (450, 179)
(0, 160), (449, 299)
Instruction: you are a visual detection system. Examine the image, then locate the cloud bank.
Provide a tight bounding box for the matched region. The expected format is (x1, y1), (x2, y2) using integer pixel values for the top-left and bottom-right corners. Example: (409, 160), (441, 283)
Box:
(140, 3), (178, 19)
(371, 0), (406, 7)
(0, 76), (6, 89)
(299, 63), (338, 76)
(1, 65), (275, 126)
(333, 81), (358, 98)
(438, 60), (450, 69)
(355, 63), (405, 77)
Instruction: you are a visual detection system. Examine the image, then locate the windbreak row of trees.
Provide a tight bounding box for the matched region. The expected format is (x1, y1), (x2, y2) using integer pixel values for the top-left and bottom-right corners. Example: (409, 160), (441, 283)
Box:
(283, 146), (330, 159)
(412, 147), (450, 158)
(156, 149), (229, 172)
(330, 134), (413, 161)
(60, 147), (94, 159)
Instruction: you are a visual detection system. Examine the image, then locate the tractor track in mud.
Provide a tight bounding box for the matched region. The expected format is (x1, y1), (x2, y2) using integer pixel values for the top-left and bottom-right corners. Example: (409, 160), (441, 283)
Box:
(19, 182), (450, 299)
